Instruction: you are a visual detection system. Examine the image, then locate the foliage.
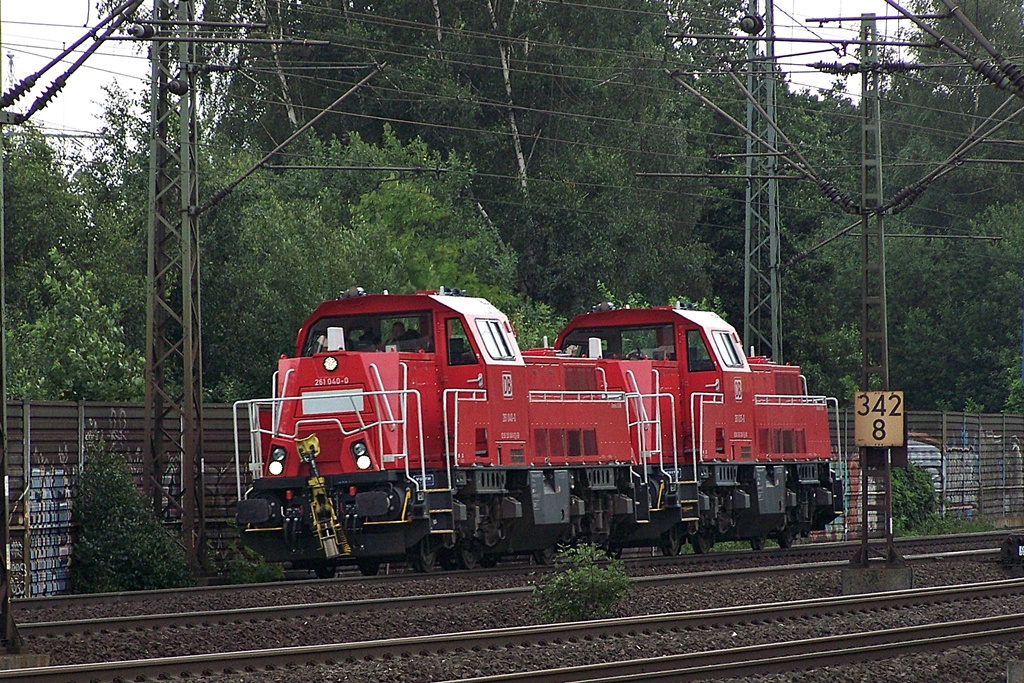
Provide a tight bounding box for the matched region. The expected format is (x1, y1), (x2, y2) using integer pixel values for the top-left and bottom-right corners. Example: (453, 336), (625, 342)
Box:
(535, 544), (631, 623)
(909, 514), (994, 536)
(7, 250), (144, 401)
(224, 543), (284, 584)
(10, 0), (1024, 414)
(71, 446), (193, 593)
(891, 464), (939, 534)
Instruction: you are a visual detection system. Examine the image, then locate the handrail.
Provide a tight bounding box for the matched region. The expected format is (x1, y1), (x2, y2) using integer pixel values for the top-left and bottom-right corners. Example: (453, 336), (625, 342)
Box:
(272, 368), (296, 435)
(443, 388), (488, 468)
(232, 387), (425, 497)
(368, 363), (398, 431)
(754, 393), (829, 405)
(595, 366), (608, 392)
(652, 369), (667, 480)
(624, 369), (653, 484)
(231, 399), (249, 501)
(689, 391), (724, 462)
(527, 391), (626, 402)
(826, 395), (845, 540)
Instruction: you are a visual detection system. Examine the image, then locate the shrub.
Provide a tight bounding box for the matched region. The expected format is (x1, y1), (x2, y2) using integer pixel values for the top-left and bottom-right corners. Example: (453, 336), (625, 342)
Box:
(71, 446), (193, 593)
(891, 464), (939, 534)
(535, 544), (631, 623)
(225, 543), (283, 584)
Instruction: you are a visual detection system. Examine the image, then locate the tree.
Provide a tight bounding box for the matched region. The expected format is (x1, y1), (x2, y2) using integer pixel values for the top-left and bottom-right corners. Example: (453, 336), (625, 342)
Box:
(7, 250), (143, 401)
(71, 446), (192, 593)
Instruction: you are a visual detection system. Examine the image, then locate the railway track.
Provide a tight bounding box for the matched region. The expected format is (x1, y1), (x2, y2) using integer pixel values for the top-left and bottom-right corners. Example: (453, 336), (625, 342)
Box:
(444, 612), (1024, 682)
(14, 529), (1012, 622)
(17, 546), (999, 638)
(7, 577), (1024, 683)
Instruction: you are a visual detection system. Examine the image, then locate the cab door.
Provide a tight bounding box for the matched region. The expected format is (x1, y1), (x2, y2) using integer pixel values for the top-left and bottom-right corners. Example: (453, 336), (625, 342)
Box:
(440, 317), (489, 465)
(681, 328), (724, 460)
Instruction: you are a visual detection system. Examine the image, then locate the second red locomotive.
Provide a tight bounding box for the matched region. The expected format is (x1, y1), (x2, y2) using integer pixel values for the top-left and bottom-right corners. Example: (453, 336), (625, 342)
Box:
(235, 288), (842, 575)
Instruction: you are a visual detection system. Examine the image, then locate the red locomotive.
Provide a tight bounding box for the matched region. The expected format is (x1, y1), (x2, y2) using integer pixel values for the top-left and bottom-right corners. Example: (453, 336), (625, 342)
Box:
(235, 288), (842, 575)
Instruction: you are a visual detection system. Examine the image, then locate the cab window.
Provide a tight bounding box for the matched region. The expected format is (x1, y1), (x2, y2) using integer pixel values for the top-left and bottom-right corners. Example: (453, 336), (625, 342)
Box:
(711, 330), (744, 368)
(686, 330), (716, 372)
(475, 319), (515, 361)
(446, 318), (478, 366)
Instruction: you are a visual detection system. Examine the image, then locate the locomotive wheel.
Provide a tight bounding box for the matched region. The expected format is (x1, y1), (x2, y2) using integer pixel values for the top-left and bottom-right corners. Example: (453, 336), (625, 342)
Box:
(691, 531), (713, 555)
(777, 528), (796, 549)
(533, 546), (556, 565)
(313, 562), (336, 579)
(750, 535), (766, 551)
(658, 525), (683, 556)
(479, 553), (499, 568)
(357, 559), (381, 577)
(456, 546), (480, 570)
(410, 539), (438, 573)
(438, 548), (459, 571)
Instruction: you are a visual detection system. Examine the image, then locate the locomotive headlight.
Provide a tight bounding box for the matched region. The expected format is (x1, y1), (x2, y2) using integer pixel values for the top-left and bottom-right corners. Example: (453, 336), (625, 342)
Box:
(351, 441), (372, 470)
(268, 445), (287, 475)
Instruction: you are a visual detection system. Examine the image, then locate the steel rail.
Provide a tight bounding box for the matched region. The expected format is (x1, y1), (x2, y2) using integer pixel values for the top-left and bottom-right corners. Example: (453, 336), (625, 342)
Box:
(7, 578), (1024, 682)
(17, 549), (999, 636)
(441, 612), (1024, 682)
(13, 529), (1011, 614)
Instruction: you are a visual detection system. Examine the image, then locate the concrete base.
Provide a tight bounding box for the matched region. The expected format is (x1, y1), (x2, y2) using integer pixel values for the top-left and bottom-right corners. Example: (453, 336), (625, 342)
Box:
(1007, 660), (1024, 683)
(841, 565), (914, 595)
(0, 654), (49, 670)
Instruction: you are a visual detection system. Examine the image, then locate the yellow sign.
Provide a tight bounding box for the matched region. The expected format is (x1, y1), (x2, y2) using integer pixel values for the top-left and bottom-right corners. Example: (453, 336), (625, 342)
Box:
(853, 391), (905, 447)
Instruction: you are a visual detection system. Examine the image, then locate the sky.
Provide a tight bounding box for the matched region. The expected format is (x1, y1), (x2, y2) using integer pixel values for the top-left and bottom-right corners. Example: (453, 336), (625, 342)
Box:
(2, 0), (905, 140)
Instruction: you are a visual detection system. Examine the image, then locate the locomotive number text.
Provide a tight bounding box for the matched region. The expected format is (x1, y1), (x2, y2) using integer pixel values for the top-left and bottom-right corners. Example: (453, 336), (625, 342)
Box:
(314, 377), (345, 387)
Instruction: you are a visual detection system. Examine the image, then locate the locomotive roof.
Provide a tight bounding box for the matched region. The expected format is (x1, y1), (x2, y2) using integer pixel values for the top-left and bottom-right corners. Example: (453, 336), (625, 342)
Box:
(560, 306), (734, 333)
(304, 291), (509, 321)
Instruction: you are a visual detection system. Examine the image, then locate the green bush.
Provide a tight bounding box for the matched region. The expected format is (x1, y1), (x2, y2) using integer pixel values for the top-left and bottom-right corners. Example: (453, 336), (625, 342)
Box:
(225, 543), (283, 584)
(892, 464), (939, 534)
(71, 446), (193, 593)
(535, 544), (631, 623)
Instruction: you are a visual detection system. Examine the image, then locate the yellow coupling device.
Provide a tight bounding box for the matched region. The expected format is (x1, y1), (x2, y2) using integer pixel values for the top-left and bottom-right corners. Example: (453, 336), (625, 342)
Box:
(296, 434), (351, 558)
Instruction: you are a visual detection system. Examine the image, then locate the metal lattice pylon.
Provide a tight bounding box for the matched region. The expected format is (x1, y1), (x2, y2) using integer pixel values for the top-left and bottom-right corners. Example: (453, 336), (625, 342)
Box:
(143, 0), (205, 570)
(743, 0), (781, 362)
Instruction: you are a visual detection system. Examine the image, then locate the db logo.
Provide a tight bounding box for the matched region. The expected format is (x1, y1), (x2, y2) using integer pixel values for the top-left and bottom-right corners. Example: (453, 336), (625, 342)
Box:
(502, 372), (513, 398)
(734, 378), (743, 401)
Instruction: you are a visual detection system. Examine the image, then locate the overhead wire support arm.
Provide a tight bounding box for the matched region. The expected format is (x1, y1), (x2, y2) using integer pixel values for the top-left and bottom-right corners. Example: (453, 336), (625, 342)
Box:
(934, 0), (1024, 93)
(882, 0), (1024, 99)
(882, 95), (1024, 214)
(722, 64), (860, 215)
(194, 65), (383, 217)
(111, 36), (331, 46)
(665, 32), (933, 48)
(663, 68), (851, 210)
(0, 0), (145, 116)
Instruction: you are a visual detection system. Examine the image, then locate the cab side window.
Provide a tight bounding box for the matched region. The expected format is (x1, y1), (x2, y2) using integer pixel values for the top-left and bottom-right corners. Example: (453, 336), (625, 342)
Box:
(686, 330), (716, 372)
(446, 318), (478, 366)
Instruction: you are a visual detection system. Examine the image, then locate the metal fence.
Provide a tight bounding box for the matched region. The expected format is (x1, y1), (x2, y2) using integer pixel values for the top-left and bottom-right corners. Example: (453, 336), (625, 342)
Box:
(5, 401), (242, 597)
(6, 401), (1024, 595)
(825, 411), (1024, 542)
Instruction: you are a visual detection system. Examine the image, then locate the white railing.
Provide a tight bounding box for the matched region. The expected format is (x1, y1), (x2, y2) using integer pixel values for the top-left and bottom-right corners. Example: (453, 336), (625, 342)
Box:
(232, 384), (426, 501)
(754, 393), (829, 406)
(443, 389), (488, 470)
(690, 391), (724, 461)
(528, 391), (627, 403)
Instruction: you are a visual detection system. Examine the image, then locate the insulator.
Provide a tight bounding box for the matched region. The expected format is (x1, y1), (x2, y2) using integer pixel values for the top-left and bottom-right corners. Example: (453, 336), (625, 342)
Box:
(126, 24), (156, 39)
(167, 78), (188, 96)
